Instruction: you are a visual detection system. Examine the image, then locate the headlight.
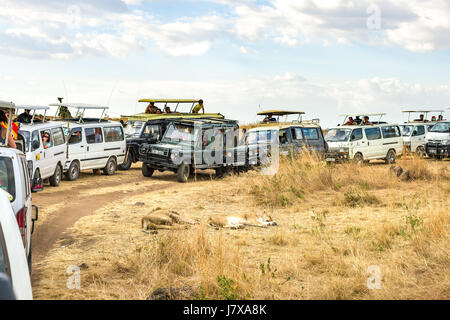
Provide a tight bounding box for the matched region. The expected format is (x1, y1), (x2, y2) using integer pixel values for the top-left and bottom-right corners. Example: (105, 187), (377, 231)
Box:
(139, 144), (148, 154)
(170, 151), (179, 162)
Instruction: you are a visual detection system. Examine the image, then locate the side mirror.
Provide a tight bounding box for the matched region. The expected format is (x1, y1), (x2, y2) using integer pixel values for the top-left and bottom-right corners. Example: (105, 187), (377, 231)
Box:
(32, 140), (40, 150)
(31, 205), (39, 234)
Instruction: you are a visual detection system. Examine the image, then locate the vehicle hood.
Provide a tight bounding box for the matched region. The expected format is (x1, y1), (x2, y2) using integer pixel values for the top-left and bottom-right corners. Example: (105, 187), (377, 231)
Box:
(426, 132), (450, 141)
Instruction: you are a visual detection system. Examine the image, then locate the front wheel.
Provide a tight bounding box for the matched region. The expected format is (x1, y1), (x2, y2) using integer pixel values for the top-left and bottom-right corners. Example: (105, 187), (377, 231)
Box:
(385, 150), (396, 164)
(65, 161), (80, 181)
(177, 164), (190, 183)
(103, 158), (117, 176)
(353, 153), (364, 165)
(49, 165), (62, 187)
(142, 163), (154, 177)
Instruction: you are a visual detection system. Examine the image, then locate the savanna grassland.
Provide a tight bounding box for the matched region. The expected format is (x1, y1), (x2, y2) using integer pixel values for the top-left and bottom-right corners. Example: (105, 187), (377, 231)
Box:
(32, 155), (449, 300)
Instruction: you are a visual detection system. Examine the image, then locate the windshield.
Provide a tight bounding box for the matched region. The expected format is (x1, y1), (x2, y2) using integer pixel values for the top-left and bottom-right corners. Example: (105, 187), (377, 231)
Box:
(162, 123), (196, 144)
(247, 130), (278, 145)
(429, 122), (450, 133)
(124, 121), (145, 138)
(401, 125), (413, 137)
(19, 130), (31, 152)
(0, 157), (15, 201)
(325, 128), (352, 142)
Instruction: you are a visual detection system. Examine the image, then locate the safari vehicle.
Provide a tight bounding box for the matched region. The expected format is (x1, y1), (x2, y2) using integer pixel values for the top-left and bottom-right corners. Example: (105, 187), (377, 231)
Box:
(325, 113), (403, 164)
(121, 99), (225, 122)
(425, 121), (450, 159)
(245, 110), (327, 166)
(0, 190), (33, 300)
(1, 101), (38, 273)
(50, 102), (126, 181)
(119, 99), (226, 171)
(139, 118), (242, 182)
(17, 106), (67, 189)
(400, 110), (444, 157)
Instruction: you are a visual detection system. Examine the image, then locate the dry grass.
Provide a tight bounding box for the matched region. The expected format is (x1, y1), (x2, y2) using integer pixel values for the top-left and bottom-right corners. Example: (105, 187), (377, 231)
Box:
(33, 157), (450, 300)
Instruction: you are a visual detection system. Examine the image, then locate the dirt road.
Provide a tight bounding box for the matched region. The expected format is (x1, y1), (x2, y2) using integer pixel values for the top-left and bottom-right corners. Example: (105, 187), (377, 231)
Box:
(31, 165), (181, 283)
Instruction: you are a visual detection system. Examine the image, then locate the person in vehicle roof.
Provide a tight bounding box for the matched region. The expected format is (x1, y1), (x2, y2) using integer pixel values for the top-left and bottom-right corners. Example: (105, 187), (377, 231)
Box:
(0, 110), (17, 149)
(193, 100), (205, 114)
(414, 114), (425, 122)
(263, 113), (276, 123)
(164, 106), (172, 114)
(437, 115), (444, 122)
(17, 109), (33, 124)
(345, 117), (355, 125)
(58, 106), (72, 119)
(363, 116), (373, 126)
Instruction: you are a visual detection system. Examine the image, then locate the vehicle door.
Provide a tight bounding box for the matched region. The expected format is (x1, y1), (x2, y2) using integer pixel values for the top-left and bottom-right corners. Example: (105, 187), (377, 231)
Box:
(381, 125), (402, 154)
(39, 130), (54, 178)
(67, 127), (85, 169)
(363, 127), (383, 159)
(302, 127), (322, 153)
(51, 127), (67, 171)
(349, 128), (366, 158)
(290, 127), (305, 153)
(279, 129), (291, 156)
(103, 126), (126, 166)
(18, 156), (32, 258)
(84, 127), (106, 169)
(411, 125), (426, 151)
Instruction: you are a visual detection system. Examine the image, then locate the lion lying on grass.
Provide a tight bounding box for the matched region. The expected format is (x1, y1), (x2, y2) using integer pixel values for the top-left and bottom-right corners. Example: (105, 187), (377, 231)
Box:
(141, 208), (199, 232)
(208, 212), (278, 229)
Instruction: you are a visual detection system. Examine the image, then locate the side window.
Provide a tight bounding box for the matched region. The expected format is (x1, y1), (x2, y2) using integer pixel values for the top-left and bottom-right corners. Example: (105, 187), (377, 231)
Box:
(51, 128), (65, 146)
(279, 130), (289, 145)
(291, 128), (303, 140)
(41, 130), (53, 148)
(31, 130), (41, 151)
(104, 126), (125, 143)
(351, 128), (363, 141)
(69, 128), (82, 145)
(381, 126), (401, 139)
(413, 125), (425, 136)
(302, 128), (319, 140)
(20, 158), (30, 198)
(0, 225), (11, 279)
(85, 128), (103, 144)
(364, 127), (382, 140)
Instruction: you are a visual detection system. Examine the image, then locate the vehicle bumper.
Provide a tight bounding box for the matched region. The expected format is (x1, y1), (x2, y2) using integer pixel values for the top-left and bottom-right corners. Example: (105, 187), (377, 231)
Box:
(425, 143), (449, 157)
(325, 151), (350, 162)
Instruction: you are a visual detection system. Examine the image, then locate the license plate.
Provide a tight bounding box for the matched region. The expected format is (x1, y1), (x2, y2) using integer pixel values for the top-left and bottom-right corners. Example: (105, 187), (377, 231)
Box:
(152, 150), (165, 155)
(326, 158), (336, 162)
(429, 149), (436, 154)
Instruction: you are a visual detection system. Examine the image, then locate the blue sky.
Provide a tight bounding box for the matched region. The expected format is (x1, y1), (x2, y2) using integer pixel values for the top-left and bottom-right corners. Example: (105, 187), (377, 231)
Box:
(1, 0), (449, 127)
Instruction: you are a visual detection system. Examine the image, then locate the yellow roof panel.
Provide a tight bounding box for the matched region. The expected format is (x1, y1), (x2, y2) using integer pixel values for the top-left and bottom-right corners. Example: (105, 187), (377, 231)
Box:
(124, 112), (224, 121)
(138, 99), (199, 104)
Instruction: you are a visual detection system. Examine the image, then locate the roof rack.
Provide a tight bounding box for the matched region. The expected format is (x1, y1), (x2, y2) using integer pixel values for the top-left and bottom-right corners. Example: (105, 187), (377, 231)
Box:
(16, 105), (50, 125)
(401, 109), (445, 122)
(258, 110), (306, 123)
(138, 99), (200, 113)
(0, 101), (17, 148)
(49, 102), (109, 123)
(339, 113), (386, 126)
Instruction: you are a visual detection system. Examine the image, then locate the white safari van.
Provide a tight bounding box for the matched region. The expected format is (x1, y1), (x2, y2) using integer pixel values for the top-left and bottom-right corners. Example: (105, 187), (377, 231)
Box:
(50, 103), (126, 181)
(325, 113), (403, 164)
(400, 110), (443, 157)
(17, 106), (67, 189)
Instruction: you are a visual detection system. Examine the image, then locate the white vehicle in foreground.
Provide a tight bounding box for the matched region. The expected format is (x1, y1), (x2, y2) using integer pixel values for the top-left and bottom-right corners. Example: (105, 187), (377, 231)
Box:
(0, 189), (33, 300)
(17, 106), (67, 190)
(400, 110), (443, 157)
(425, 121), (450, 159)
(1, 102), (38, 271)
(49, 103), (127, 181)
(325, 113), (403, 164)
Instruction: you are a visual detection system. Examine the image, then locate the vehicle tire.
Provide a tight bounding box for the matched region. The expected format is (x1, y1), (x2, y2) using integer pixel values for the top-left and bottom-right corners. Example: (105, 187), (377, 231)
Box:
(32, 170), (43, 192)
(49, 165), (62, 187)
(103, 157), (117, 176)
(385, 150), (396, 164)
(65, 161), (80, 181)
(177, 164), (190, 183)
(416, 147), (425, 159)
(27, 240), (32, 274)
(142, 163), (154, 177)
(118, 151), (133, 171)
(353, 153), (364, 165)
